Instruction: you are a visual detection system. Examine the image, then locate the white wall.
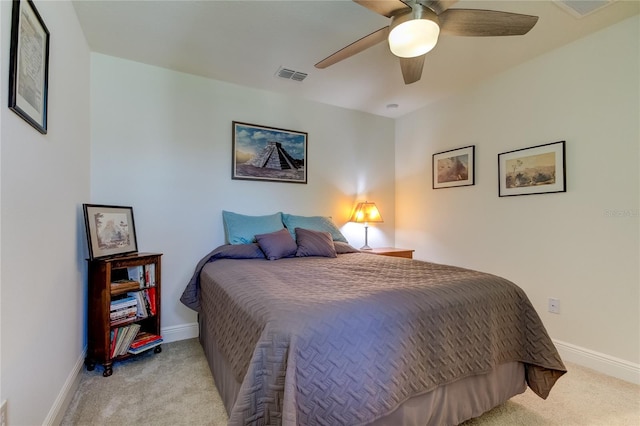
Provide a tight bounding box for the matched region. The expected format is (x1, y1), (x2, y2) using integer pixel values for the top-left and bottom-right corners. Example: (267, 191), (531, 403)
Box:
(396, 16), (639, 374)
(0, 1), (91, 425)
(89, 53), (396, 335)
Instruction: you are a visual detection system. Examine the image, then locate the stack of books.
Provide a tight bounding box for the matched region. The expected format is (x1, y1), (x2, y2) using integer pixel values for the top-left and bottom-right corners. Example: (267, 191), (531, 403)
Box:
(110, 296), (138, 325)
(128, 331), (163, 355)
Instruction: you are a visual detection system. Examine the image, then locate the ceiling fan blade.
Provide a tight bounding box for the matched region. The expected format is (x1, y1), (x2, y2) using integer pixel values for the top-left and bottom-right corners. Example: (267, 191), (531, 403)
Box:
(439, 9), (539, 37)
(419, 0), (459, 15)
(315, 26), (390, 69)
(353, 0), (411, 18)
(400, 55), (425, 84)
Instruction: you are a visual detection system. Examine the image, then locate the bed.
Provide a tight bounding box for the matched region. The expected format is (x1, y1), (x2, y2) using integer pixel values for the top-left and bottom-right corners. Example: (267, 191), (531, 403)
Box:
(180, 213), (565, 425)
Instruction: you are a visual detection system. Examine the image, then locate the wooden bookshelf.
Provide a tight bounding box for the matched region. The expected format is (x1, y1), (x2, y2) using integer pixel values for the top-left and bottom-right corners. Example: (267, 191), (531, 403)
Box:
(84, 252), (162, 377)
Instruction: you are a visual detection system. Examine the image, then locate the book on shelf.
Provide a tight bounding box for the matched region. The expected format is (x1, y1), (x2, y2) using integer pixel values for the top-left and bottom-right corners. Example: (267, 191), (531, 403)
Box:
(110, 318), (134, 327)
(146, 287), (157, 315)
(128, 332), (163, 355)
(109, 328), (118, 358)
(143, 264), (156, 287)
(127, 265), (145, 287)
(129, 331), (162, 349)
(110, 295), (137, 310)
(111, 323), (141, 357)
(110, 279), (141, 294)
(110, 306), (137, 322)
(126, 291), (149, 318)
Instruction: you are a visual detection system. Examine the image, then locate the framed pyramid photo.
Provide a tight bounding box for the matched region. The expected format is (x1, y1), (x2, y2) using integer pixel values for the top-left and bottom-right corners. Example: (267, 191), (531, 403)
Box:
(232, 121), (307, 184)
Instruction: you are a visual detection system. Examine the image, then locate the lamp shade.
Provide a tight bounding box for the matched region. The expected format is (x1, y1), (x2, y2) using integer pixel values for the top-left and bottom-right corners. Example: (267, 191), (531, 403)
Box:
(350, 201), (383, 224)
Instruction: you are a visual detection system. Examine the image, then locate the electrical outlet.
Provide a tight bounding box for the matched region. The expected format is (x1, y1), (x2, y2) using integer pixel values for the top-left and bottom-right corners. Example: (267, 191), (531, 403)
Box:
(548, 298), (560, 314)
(1, 399), (7, 426)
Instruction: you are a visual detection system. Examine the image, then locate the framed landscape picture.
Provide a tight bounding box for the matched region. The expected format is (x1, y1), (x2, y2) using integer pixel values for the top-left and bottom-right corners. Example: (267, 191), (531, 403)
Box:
(232, 121), (307, 184)
(498, 140), (566, 197)
(432, 145), (475, 189)
(83, 204), (138, 260)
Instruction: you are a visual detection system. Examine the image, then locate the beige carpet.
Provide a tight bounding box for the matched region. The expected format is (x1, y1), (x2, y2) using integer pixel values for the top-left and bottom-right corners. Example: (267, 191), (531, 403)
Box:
(62, 338), (640, 425)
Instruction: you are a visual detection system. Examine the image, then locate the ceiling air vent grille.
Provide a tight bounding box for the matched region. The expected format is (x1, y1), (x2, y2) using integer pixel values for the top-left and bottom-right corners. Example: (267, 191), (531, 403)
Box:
(276, 67), (308, 82)
(554, 0), (617, 18)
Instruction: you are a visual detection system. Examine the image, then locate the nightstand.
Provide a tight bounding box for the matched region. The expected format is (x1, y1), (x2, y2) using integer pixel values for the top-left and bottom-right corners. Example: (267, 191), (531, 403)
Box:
(361, 247), (414, 259)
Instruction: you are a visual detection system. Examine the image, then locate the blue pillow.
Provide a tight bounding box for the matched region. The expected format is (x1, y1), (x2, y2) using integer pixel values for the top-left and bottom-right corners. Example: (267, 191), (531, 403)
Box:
(295, 228), (337, 258)
(222, 211), (284, 245)
(255, 228), (297, 260)
(282, 214), (348, 243)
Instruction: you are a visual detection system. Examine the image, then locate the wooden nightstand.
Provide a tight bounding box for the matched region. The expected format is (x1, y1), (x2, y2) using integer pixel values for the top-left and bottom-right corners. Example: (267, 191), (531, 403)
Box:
(361, 247), (414, 259)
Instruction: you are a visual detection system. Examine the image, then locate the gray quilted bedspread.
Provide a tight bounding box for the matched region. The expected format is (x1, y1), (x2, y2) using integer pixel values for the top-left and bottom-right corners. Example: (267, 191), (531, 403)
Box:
(181, 246), (566, 425)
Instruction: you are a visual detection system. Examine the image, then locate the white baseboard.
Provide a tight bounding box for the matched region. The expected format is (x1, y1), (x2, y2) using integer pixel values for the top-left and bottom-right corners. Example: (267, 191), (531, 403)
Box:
(553, 338), (640, 385)
(45, 347), (86, 426)
(161, 322), (199, 343)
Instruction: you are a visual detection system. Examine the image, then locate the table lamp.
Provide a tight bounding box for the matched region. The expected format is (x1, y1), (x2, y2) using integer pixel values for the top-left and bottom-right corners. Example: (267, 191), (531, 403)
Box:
(349, 201), (383, 250)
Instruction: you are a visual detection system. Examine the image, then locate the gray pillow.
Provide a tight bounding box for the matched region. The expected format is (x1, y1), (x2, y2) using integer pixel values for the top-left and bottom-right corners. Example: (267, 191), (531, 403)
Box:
(295, 228), (337, 258)
(334, 241), (360, 254)
(255, 228), (297, 260)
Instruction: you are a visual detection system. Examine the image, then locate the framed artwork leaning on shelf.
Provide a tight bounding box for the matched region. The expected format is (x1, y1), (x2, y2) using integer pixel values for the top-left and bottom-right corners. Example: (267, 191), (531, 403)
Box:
(83, 204), (138, 260)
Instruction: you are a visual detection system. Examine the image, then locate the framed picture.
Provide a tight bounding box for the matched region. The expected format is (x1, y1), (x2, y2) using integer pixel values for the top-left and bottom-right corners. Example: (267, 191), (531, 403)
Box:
(8, 0), (50, 134)
(232, 121), (307, 184)
(432, 145), (475, 189)
(498, 140), (566, 197)
(83, 204), (138, 260)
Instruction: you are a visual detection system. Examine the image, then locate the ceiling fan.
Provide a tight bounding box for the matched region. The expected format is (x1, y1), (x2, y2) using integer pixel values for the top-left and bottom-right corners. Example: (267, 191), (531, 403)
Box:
(315, 0), (539, 84)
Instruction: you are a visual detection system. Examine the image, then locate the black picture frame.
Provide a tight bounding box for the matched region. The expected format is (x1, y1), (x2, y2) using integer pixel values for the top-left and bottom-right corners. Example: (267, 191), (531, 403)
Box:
(232, 121), (307, 184)
(8, 0), (50, 134)
(83, 204), (138, 260)
(498, 141), (566, 197)
(432, 145), (475, 189)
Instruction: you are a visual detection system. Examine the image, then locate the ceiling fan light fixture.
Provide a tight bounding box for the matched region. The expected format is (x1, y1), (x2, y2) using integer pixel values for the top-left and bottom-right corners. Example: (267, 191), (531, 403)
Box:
(389, 6), (440, 58)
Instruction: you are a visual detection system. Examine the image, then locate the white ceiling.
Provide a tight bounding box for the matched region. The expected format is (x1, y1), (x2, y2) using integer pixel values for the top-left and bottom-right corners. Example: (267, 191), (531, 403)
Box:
(72, 0), (639, 118)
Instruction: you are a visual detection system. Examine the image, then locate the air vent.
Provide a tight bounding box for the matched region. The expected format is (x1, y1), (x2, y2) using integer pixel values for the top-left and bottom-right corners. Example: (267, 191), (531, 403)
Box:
(276, 66), (308, 82)
(554, 0), (617, 18)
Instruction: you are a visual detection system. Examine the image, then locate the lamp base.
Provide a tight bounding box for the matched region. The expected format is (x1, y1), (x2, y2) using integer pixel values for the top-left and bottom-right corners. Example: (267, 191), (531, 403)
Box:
(361, 225), (372, 250)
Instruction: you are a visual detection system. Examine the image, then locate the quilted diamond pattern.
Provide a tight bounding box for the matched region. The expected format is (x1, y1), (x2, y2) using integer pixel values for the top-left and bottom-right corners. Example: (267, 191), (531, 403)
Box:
(194, 253), (566, 426)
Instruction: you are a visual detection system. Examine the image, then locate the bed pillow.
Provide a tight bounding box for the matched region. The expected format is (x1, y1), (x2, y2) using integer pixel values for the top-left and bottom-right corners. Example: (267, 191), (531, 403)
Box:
(295, 228), (337, 258)
(282, 214), (348, 243)
(255, 228), (297, 260)
(222, 211), (284, 245)
(334, 241), (360, 254)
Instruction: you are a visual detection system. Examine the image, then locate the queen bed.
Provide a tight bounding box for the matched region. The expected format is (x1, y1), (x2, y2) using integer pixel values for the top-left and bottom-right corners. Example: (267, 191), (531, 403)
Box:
(180, 213), (566, 425)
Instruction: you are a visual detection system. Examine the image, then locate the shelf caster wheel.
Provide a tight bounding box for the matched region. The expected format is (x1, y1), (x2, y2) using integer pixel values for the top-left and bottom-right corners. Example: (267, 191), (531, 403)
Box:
(103, 365), (113, 377)
(154, 345), (162, 354)
(84, 359), (96, 371)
